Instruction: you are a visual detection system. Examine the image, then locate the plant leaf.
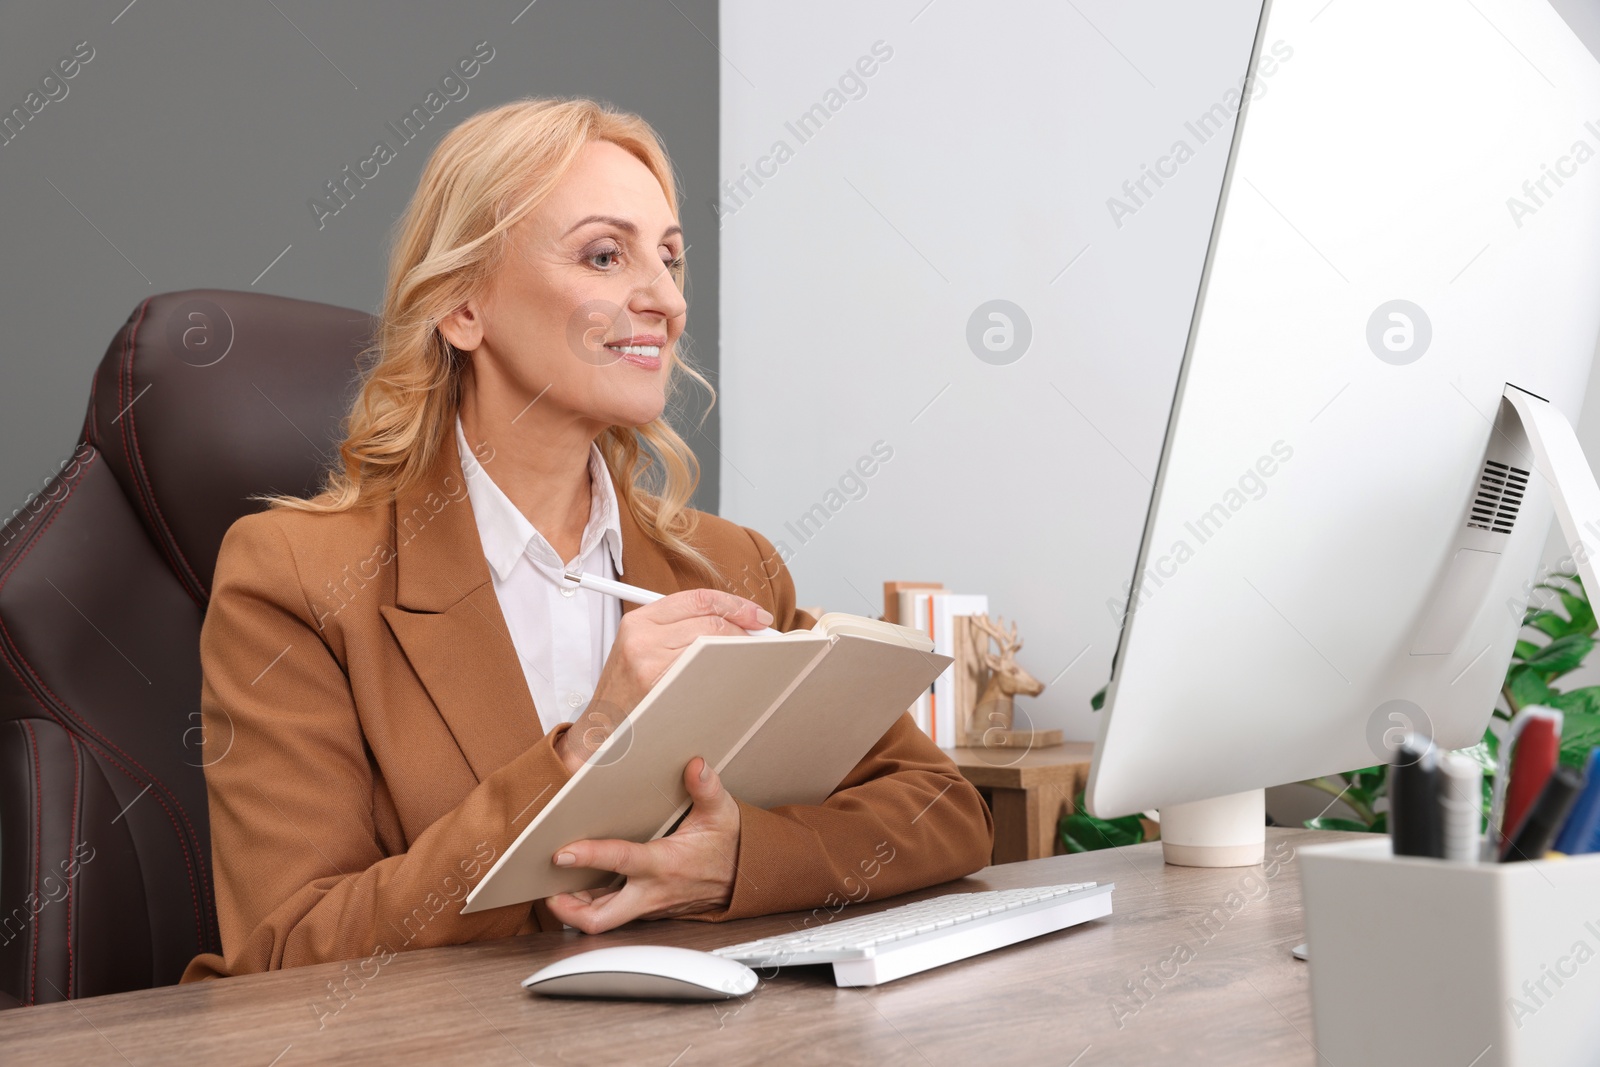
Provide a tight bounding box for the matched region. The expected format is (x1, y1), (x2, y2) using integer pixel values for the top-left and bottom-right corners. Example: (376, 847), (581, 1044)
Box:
(1090, 685), (1107, 712)
(1526, 611), (1577, 639)
(1060, 792), (1143, 852)
(1513, 639), (1543, 661)
(1559, 713), (1600, 770)
(1559, 589), (1597, 635)
(1507, 665), (1554, 709)
(1522, 633), (1594, 678)
(1456, 740), (1497, 779)
(1533, 573), (1584, 598)
(1304, 816), (1381, 833)
(1546, 687), (1600, 718)
(1344, 764), (1387, 810)
(1480, 724), (1501, 764)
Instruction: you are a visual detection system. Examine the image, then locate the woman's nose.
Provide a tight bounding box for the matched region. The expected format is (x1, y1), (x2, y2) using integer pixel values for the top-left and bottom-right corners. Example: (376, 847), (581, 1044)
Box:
(629, 257), (688, 323)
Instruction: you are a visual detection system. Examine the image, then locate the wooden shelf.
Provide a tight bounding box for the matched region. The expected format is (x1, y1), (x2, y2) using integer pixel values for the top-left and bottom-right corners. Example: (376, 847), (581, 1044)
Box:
(946, 743), (1094, 864)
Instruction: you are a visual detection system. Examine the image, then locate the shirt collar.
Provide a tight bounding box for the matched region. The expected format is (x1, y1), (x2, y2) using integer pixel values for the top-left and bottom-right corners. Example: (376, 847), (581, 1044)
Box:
(455, 415), (624, 584)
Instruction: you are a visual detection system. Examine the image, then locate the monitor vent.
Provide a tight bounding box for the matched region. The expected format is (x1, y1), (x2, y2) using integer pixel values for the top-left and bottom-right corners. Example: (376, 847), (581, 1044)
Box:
(1466, 459), (1528, 534)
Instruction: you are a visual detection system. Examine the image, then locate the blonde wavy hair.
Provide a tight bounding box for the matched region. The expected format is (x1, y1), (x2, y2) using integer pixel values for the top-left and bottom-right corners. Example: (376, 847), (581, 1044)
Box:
(272, 97), (719, 582)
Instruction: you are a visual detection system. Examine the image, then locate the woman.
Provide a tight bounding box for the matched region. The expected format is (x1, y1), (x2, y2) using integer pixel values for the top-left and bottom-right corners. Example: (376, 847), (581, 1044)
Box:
(181, 98), (993, 981)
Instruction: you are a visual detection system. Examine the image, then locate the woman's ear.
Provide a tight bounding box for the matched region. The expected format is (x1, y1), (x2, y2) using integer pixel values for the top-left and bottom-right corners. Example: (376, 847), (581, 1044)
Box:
(438, 300), (485, 353)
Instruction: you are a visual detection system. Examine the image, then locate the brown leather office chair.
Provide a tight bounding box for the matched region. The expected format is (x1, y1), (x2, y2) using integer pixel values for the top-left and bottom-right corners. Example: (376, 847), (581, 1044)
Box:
(0, 290), (373, 1004)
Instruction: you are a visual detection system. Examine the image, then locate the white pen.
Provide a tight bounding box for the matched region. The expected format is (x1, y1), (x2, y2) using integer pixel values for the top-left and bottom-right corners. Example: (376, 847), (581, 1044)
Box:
(562, 570), (780, 635)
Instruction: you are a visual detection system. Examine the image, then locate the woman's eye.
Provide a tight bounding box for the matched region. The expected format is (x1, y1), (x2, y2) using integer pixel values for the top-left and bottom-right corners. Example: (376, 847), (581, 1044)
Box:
(588, 247), (621, 270)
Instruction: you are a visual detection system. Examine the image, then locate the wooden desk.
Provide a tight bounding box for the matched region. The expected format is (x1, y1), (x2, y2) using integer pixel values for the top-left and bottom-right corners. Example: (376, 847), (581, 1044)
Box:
(948, 742), (1094, 863)
(0, 828), (1358, 1066)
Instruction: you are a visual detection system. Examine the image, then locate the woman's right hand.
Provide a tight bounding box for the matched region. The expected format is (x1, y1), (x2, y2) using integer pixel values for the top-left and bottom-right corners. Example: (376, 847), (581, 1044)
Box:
(552, 588), (774, 774)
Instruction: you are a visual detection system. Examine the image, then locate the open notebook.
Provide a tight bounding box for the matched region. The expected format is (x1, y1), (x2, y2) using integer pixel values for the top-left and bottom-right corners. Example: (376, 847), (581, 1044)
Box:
(462, 613), (950, 913)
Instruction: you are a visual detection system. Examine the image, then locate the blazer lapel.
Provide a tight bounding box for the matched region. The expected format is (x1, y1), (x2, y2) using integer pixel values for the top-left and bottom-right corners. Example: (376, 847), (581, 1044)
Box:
(612, 470), (686, 612)
(380, 431), (541, 783)
(378, 429), (693, 784)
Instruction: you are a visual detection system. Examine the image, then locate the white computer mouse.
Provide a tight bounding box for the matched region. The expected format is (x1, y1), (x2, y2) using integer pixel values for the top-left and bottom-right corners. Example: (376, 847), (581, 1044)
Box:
(522, 945), (758, 1001)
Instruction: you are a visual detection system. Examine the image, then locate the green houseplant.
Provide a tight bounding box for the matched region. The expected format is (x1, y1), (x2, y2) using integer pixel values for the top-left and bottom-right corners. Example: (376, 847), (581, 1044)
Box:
(1065, 572), (1600, 852)
(1302, 571), (1600, 834)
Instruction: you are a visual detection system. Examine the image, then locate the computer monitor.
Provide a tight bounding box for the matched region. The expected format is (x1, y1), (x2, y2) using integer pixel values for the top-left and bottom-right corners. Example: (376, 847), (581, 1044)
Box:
(1086, 0), (1600, 866)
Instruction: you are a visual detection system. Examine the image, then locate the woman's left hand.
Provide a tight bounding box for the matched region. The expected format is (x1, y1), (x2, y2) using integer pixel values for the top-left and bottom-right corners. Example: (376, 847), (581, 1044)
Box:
(544, 757), (740, 934)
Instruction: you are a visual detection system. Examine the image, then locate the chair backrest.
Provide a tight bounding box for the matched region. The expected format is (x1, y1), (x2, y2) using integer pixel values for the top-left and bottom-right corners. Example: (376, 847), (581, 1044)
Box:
(0, 290), (373, 1003)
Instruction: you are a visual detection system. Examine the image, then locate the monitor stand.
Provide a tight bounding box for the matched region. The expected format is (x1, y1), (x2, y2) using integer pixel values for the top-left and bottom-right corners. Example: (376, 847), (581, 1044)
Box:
(1503, 384), (1600, 598)
(1159, 788), (1265, 867)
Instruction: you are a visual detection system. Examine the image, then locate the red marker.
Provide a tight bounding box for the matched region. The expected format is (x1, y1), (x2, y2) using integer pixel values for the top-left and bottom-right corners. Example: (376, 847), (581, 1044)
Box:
(1502, 714), (1561, 842)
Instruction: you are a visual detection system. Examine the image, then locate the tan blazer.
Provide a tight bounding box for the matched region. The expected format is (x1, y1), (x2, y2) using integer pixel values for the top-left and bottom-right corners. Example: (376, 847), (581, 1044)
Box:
(181, 431), (993, 980)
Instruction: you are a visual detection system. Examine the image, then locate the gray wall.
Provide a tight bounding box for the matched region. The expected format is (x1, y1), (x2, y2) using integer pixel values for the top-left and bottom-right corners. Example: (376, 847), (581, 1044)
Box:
(0, 0), (721, 519)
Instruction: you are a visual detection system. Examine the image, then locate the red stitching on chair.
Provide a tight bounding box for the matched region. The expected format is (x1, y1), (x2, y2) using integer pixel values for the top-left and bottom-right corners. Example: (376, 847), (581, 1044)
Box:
(0, 646), (209, 958)
(0, 663), (211, 956)
(66, 730), (80, 999)
(85, 372), (97, 441)
(116, 300), (206, 604)
(0, 450), (213, 951)
(0, 447), (214, 930)
(22, 719), (41, 1006)
(0, 459), (93, 589)
(112, 305), (159, 554)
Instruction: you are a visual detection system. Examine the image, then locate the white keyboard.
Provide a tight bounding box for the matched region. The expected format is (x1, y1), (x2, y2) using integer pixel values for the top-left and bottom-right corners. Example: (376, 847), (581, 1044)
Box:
(712, 882), (1114, 987)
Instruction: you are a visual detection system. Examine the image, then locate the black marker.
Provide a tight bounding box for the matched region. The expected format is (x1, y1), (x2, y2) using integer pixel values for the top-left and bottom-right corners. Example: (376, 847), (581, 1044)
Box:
(1500, 764), (1585, 863)
(1390, 736), (1444, 858)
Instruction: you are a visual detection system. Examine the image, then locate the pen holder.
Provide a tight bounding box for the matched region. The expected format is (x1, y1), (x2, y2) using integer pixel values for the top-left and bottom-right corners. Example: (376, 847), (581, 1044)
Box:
(1297, 837), (1600, 1067)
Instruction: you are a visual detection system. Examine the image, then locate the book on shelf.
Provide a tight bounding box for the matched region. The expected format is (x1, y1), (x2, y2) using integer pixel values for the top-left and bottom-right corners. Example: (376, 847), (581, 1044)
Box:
(885, 582), (944, 736)
(931, 593), (989, 747)
(895, 589), (989, 748)
(899, 591), (935, 738)
(881, 580), (943, 626)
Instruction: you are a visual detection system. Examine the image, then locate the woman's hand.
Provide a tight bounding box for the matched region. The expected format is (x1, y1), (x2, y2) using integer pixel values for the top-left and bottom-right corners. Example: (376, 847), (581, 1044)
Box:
(552, 587), (773, 774)
(544, 757), (740, 934)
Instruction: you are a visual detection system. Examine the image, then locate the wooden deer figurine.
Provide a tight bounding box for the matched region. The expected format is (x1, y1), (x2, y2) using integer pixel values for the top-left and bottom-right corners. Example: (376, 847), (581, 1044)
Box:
(964, 614), (1060, 748)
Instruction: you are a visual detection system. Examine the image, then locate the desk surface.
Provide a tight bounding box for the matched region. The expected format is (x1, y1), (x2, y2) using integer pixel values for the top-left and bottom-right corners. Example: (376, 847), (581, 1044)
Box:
(0, 828), (1359, 1066)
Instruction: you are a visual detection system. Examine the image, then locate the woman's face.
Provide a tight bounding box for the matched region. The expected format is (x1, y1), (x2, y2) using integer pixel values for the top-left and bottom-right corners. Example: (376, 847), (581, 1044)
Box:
(450, 139), (688, 434)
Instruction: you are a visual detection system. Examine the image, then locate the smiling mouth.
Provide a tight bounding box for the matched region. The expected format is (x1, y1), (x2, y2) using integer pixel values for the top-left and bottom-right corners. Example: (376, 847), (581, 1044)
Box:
(603, 344), (661, 358)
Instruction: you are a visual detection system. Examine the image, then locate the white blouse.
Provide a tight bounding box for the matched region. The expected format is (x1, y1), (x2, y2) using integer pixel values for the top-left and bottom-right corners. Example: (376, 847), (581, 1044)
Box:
(455, 417), (623, 735)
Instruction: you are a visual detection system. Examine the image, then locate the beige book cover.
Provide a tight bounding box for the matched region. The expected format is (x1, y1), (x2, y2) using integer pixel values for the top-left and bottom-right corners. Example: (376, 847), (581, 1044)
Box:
(952, 615), (989, 744)
(462, 615), (950, 913)
(882, 580), (942, 624)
